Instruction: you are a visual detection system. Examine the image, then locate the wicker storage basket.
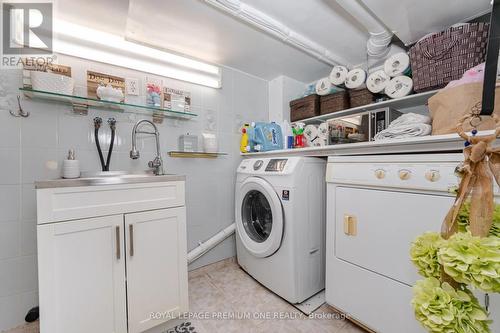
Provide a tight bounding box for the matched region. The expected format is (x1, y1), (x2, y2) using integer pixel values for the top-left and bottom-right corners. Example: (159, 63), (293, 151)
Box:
(320, 91), (350, 115)
(409, 22), (489, 93)
(290, 94), (320, 122)
(348, 89), (376, 108)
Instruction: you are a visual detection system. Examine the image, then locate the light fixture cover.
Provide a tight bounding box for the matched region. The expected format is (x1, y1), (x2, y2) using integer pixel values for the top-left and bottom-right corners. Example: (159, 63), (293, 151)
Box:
(53, 20), (222, 88)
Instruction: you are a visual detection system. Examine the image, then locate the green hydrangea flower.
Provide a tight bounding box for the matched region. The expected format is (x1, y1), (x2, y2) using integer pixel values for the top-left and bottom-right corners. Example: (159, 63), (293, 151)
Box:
(438, 232), (500, 293)
(412, 277), (491, 333)
(410, 232), (444, 279)
(457, 202), (500, 237)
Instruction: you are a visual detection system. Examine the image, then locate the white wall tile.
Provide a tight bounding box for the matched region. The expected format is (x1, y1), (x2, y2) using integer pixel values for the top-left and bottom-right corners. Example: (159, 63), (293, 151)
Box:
(0, 110), (21, 149)
(0, 149), (21, 185)
(0, 256), (38, 297)
(20, 223), (37, 256)
(0, 222), (19, 260)
(21, 149), (61, 184)
(20, 103), (59, 149)
(20, 185), (36, 222)
(0, 185), (20, 223)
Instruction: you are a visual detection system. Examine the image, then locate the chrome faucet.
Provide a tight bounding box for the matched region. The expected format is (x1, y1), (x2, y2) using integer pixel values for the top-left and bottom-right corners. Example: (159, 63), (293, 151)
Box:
(130, 120), (165, 175)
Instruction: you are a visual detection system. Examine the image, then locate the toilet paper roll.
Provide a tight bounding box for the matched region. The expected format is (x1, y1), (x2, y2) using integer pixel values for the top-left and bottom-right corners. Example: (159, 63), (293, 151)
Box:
(367, 70), (391, 94)
(384, 52), (411, 77)
(329, 66), (349, 86)
(345, 68), (367, 90)
(385, 76), (413, 99)
(315, 77), (334, 96)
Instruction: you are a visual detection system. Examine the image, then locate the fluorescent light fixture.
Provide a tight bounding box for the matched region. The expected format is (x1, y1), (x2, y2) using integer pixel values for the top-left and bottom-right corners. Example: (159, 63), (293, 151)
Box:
(53, 20), (222, 88)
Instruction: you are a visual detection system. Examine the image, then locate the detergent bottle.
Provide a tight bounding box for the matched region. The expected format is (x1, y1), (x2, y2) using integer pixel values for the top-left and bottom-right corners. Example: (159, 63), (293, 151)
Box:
(252, 122), (283, 152)
(240, 124), (250, 153)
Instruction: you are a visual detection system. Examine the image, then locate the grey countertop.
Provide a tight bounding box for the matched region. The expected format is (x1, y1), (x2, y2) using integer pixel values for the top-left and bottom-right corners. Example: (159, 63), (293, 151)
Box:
(35, 174), (186, 189)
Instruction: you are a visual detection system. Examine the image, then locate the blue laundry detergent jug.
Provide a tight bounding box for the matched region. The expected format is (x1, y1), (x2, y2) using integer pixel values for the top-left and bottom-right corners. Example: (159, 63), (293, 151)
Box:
(252, 122), (283, 152)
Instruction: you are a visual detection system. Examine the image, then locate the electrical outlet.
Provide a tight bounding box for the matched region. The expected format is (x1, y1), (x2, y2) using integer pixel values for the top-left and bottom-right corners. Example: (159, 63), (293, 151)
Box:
(125, 78), (140, 96)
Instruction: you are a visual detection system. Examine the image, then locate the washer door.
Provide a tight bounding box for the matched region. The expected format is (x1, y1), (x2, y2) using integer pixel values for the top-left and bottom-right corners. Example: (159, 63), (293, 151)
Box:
(237, 177), (284, 258)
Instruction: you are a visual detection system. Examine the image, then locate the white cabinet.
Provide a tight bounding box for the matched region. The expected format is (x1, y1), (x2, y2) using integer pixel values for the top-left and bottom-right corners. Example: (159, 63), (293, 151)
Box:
(125, 208), (188, 333)
(37, 180), (187, 333)
(490, 293), (500, 333)
(38, 215), (127, 333)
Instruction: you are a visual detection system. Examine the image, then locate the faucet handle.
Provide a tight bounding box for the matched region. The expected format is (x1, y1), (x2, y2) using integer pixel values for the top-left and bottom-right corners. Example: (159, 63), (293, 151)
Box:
(148, 158), (161, 168)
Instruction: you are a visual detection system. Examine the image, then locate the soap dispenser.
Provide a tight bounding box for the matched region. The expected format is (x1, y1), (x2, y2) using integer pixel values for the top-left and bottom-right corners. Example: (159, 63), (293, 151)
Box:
(62, 149), (80, 179)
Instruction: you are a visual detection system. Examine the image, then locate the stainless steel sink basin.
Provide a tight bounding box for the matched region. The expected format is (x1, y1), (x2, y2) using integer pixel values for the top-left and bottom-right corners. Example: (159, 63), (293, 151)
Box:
(35, 171), (185, 189)
(80, 170), (155, 178)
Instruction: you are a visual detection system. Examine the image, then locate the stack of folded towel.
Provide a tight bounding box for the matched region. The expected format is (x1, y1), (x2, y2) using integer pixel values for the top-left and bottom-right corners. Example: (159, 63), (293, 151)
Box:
(374, 113), (432, 141)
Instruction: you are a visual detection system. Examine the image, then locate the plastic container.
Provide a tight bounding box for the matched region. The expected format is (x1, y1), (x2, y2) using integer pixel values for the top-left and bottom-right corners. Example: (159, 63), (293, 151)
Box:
(178, 134), (198, 152)
(252, 122), (283, 152)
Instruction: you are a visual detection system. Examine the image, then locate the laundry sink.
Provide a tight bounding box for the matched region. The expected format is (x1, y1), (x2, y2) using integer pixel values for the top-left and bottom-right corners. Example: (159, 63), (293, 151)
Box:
(35, 171), (185, 189)
(80, 170), (156, 178)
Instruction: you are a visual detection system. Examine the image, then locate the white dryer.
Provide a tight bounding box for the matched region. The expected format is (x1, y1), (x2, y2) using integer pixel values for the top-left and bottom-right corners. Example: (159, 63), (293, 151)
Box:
(235, 157), (326, 304)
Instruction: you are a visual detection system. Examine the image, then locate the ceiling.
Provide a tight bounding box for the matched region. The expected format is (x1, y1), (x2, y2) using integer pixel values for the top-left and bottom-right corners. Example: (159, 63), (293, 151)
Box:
(55, 0), (492, 83)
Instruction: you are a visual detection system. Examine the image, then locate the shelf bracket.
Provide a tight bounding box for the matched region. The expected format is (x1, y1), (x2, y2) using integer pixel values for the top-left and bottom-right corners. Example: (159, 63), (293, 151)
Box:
(72, 103), (88, 115)
(152, 111), (164, 124)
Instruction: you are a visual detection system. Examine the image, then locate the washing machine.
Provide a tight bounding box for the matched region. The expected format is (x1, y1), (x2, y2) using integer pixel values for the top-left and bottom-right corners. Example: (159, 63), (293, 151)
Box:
(235, 157), (326, 304)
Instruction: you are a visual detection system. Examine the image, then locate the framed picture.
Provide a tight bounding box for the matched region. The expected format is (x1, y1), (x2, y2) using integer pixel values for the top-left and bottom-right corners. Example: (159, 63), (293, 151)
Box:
(163, 87), (191, 113)
(87, 71), (125, 100)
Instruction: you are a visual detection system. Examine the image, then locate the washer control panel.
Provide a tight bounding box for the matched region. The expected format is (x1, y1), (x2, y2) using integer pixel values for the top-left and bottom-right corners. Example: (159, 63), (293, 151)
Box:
(253, 160), (264, 170)
(238, 158), (301, 175)
(265, 159), (288, 172)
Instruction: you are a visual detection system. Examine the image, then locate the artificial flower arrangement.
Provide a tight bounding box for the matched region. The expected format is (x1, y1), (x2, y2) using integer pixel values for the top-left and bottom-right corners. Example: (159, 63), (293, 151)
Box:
(146, 83), (162, 107)
(410, 115), (500, 333)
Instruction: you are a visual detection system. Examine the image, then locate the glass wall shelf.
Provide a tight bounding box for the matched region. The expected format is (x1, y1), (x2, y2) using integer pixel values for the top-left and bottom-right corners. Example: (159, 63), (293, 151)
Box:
(168, 151), (228, 158)
(19, 87), (197, 119)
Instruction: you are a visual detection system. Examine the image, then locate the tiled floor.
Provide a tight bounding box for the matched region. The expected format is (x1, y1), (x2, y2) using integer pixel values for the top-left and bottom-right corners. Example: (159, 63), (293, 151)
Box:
(4, 258), (366, 333)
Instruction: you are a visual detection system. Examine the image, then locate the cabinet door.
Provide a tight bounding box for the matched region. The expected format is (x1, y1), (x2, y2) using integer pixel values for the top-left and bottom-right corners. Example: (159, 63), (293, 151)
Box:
(38, 215), (127, 333)
(125, 207), (188, 333)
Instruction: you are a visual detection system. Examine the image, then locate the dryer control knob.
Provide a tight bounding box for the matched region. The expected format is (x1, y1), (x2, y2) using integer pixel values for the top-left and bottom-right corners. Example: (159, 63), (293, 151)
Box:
(425, 170), (440, 182)
(399, 169), (411, 180)
(374, 169), (385, 179)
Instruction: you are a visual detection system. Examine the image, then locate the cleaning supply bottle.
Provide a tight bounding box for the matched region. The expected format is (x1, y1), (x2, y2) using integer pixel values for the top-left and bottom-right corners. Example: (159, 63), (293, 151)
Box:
(281, 120), (293, 149)
(292, 124), (305, 148)
(240, 124), (250, 153)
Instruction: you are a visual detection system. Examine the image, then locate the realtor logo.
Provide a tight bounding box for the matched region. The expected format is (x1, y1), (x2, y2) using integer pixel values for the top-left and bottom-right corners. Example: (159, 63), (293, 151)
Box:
(2, 2), (53, 55)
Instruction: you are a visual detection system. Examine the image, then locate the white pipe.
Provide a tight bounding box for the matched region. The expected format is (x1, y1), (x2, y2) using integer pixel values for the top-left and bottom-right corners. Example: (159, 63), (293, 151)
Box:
(187, 223), (236, 264)
(203, 0), (350, 67)
(336, 0), (393, 61)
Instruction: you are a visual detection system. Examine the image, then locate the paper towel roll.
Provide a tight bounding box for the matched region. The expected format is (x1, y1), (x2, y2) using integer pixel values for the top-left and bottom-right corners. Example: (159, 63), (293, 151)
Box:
(315, 77), (334, 96)
(385, 76), (413, 99)
(384, 52), (411, 77)
(329, 66), (349, 86)
(345, 68), (367, 90)
(367, 70), (391, 94)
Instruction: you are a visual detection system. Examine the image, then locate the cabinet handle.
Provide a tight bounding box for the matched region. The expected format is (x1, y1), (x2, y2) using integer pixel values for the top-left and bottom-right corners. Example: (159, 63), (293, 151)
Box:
(115, 226), (121, 260)
(129, 224), (134, 257)
(344, 215), (357, 236)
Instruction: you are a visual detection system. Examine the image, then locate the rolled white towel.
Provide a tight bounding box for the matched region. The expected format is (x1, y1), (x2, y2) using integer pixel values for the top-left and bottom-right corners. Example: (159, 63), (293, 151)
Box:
(374, 123), (432, 141)
(390, 113), (431, 127)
